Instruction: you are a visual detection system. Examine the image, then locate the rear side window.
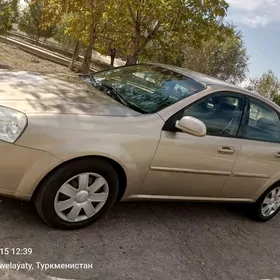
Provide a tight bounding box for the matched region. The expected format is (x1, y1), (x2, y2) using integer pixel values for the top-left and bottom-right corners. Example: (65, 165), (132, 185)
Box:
(245, 99), (280, 143)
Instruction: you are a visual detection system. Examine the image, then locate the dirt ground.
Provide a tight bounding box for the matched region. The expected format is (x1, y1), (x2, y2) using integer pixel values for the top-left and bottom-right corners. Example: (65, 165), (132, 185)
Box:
(0, 41), (70, 73)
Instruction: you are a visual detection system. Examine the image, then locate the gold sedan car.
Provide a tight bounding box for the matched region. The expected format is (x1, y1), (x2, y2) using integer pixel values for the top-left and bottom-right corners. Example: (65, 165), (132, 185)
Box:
(1, 63), (280, 229)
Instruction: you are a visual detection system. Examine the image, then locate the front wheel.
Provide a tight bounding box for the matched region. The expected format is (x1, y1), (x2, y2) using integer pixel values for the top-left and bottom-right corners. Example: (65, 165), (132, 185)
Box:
(251, 184), (280, 221)
(34, 158), (119, 230)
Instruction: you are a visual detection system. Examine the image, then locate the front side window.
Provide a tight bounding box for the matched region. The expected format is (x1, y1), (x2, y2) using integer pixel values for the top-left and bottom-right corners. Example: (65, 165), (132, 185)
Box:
(183, 93), (245, 137)
(244, 99), (280, 143)
(83, 64), (205, 114)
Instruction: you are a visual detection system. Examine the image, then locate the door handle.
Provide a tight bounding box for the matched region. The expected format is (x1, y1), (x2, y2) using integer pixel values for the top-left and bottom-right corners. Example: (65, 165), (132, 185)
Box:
(274, 152), (280, 158)
(217, 146), (235, 155)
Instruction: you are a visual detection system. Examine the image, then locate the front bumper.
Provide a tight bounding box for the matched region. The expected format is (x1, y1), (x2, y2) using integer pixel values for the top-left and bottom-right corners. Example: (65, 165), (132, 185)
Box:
(0, 141), (62, 200)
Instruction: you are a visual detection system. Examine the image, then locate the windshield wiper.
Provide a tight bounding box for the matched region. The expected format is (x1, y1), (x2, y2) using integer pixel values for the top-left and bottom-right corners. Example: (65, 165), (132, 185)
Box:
(100, 83), (128, 105)
(99, 83), (145, 114)
(81, 75), (128, 105)
(81, 75), (145, 113)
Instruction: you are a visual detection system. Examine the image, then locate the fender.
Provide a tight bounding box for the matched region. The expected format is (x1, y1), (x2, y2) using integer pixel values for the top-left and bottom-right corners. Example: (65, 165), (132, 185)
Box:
(44, 137), (154, 199)
(50, 137), (133, 170)
(253, 172), (280, 201)
(14, 115), (163, 199)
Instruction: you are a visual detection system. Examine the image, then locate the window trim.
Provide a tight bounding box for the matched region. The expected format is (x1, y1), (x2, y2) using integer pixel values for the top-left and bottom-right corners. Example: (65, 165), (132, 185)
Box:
(242, 96), (280, 144)
(162, 91), (248, 139)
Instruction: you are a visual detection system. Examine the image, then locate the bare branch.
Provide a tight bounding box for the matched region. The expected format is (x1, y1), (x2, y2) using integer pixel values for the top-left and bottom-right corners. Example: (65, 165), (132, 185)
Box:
(127, 2), (137, 25)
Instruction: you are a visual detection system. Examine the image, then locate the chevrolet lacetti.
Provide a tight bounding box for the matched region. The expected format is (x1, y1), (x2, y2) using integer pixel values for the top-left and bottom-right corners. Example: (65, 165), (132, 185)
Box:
(1, 63), (280, 229)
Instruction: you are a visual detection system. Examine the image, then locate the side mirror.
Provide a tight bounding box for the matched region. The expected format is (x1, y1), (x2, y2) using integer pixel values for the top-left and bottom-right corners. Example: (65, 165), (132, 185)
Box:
(175, 116), (207, 137)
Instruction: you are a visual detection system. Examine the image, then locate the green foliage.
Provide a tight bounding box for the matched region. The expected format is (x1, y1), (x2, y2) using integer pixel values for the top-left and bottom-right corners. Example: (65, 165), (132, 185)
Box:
(18, 1), (56, 41)
(246, 70), (280, 106)
(139, 31), (187, 66)
(40, 0), (108, 72)
(95, 0), (230, 65)
(183, 25), (249, 84)
(0, 0), (19, 35)
(52, 22), (76, 50)
(36, 0), (244, 77)
(40, 0), (106, 44)
(141, 24), (249, 85)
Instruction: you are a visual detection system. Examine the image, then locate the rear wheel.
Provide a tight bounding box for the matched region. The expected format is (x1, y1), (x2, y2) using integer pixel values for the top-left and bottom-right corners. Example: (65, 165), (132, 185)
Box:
(251, 184), (280, 221)
(34, 158), (119, 230)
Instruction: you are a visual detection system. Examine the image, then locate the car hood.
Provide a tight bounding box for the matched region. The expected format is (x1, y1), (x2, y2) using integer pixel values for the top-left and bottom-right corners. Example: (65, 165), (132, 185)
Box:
(0, 70), (140, 116)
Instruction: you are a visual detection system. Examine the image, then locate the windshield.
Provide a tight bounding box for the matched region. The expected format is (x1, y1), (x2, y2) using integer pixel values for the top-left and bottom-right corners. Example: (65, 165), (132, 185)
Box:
(84, 64), (205, 114)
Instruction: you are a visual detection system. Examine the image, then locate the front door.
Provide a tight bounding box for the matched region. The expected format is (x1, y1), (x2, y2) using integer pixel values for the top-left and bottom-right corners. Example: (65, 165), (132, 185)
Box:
(140, 92), (246, 199)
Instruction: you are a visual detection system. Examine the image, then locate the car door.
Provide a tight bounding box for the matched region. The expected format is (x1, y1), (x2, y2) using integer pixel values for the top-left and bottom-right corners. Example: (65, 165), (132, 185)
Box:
(223, 96), (280, 200)
(140, 91), (246, 199)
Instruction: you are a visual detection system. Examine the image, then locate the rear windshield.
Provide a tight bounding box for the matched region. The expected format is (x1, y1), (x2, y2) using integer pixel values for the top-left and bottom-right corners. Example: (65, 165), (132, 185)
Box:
(87, 64), (205, 114)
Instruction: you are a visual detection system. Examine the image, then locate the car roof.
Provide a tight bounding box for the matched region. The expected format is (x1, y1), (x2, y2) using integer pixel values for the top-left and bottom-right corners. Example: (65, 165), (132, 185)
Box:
(142, 62), (280, 112)
(144, 62), (244, 89)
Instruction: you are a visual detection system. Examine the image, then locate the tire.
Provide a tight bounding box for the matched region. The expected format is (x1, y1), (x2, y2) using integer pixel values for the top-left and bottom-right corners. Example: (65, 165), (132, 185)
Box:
(250, 183), (280, 222)
(34, 158), (119, 230)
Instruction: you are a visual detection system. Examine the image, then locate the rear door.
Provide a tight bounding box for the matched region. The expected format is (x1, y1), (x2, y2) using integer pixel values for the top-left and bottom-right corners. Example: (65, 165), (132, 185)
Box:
(223, 97), (280, 200)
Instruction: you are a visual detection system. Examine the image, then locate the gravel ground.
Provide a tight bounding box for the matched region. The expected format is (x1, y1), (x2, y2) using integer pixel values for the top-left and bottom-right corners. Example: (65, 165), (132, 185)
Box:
(0, 41), (70, 73)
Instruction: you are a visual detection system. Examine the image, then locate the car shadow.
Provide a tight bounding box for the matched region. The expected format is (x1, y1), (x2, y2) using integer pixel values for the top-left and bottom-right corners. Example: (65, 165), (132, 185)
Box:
(0, 197), (248, 229)
(0, 198), (279, 280)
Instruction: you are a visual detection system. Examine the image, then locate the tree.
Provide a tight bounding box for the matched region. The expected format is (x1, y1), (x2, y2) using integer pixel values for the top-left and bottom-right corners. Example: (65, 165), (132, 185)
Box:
(52, 23), (76, 51)
(183, 25), (249, 84)
(0, 0), (19, 35)
(52, 19), (82, 70)
(40, 0), (107, 73)
(95, 0), (230, 66)
(94, 1), (131, 67)
(142, 24), (249, 85)
(122, 0), (229, 65)
(95, 37), (117, 67)
(94, 2), (128, 68)
(80, 2), (105, 73)
(40, 0), (230, 72)
(245, 70), (280, 106)
(39, 0), (84, 71)
(18, 1), (55, 41)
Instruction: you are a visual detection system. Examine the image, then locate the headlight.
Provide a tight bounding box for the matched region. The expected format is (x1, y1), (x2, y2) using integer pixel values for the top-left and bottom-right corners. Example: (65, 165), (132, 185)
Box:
(0, 106), (27, 143)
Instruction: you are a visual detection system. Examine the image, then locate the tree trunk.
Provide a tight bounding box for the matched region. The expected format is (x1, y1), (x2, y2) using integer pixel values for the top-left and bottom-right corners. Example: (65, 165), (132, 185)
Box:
(80, 44), (93, 73)
(126, 17), (141, 66)
(126, 55), (138, 65)
(125, 22), (161, 66)
(35, 34), (40, 45)
(110, 48), (116, 67)
(80, 22), (96, 74)
(69, 40), (80, 71)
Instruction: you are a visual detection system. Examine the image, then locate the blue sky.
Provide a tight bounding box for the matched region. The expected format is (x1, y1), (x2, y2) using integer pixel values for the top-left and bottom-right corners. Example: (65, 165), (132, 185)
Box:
(227, 0), (280, 80)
